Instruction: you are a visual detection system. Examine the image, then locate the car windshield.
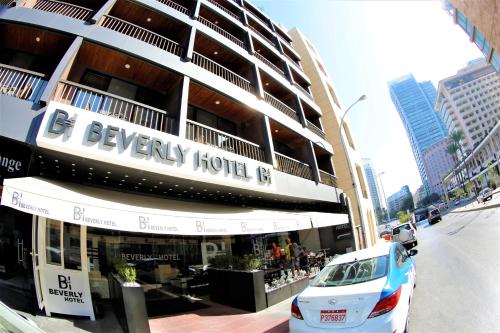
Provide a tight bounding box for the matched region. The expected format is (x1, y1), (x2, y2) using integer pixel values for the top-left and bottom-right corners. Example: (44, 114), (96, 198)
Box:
(310, 255), (388, 287)
(392, 225), (410, 234)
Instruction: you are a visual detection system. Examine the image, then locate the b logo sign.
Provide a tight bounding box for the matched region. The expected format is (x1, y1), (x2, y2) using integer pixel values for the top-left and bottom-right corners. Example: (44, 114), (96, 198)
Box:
(58, 275), (72, 290)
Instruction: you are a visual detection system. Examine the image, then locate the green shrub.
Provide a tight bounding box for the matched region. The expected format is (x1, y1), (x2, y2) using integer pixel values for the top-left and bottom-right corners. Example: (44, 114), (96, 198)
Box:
(209, 254), (261, 271)
(114, 259), (136, 283)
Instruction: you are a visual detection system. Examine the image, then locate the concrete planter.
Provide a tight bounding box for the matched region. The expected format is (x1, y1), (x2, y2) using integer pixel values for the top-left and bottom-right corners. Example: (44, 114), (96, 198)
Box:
(207, 268), (266, 312)
(110, 274), (151, 333)
(266, 277), (309, 307)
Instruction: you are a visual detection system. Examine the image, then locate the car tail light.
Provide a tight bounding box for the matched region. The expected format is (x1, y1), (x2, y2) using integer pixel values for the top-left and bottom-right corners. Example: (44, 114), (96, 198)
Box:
(368, 287), (401, 318)
(291, 297), (304, 320)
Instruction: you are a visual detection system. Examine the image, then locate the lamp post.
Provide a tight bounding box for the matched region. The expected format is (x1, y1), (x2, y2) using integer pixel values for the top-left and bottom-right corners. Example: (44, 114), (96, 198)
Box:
(338, 94), (367, 249)
(377, 171), (391, 225)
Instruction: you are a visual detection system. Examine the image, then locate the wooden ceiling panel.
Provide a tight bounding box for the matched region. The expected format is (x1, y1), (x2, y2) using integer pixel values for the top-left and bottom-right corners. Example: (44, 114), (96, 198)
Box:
(1, 24), (72, 57)
(73, 42), (181, 92)
(188, 81), (257, 123)
(269, 120), (305, 148)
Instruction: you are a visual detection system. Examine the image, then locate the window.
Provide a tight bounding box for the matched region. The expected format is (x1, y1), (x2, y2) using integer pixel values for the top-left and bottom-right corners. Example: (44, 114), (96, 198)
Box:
(310, 255), (388, 287)
(46, 219), (61, 266)
(63, 223), (81, 270)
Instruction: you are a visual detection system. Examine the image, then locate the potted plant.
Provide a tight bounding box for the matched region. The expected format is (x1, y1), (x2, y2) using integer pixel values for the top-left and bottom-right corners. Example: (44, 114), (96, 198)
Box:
(110, 260), (150, 333)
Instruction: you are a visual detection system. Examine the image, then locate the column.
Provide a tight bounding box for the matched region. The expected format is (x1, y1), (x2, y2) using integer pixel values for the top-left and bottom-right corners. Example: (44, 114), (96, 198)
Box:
(177, 76), (190, 138)
(88, 0), (116, 24)
(39, 37), (83, 106)
(261, 115), (277, 167)
(183, 26), (197, 62)
(306, 141), (320, 184)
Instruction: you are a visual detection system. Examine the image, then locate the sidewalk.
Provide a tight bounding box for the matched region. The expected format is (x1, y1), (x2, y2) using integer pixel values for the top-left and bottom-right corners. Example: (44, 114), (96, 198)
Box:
(451, 187), (500, 213)
(149, 296), (293, 333)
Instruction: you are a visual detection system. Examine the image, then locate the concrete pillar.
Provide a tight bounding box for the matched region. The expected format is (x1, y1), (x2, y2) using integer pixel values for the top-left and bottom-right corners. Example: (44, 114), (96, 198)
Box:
(252, 64), (264, 99)
(294, 95), (307, 128)
(88, 0), (116, 24)
(183, 26), (197, 61)
(177, 76), (190, 138)
(39, 37), (83, 106)
(306, 141), (320, 184)
(246, 30), (255, 55)
(261, 115), (277, 167)
(192, 0), (201, 19)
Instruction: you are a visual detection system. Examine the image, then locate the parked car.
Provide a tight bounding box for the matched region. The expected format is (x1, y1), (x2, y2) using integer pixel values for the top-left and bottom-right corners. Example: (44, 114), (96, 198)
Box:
(0, 300), (44, 333)
(428, 206), (441, 225)
(477, 187), (493, 203)
(289, 242), (417, 333)
(453, 198), (461, 206)
(392, 222), (417, 249)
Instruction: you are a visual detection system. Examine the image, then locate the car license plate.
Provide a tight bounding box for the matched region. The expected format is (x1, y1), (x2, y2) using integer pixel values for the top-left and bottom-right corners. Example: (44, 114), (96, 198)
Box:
(320, 309), (346, 323)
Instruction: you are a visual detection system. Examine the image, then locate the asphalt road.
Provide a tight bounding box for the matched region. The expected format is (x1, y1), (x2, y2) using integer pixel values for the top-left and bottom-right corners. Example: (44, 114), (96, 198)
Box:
(409, 207), (500, 333)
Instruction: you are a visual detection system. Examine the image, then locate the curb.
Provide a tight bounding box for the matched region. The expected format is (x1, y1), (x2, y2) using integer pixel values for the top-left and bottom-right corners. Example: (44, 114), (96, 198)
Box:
(450, 202), (500, 214)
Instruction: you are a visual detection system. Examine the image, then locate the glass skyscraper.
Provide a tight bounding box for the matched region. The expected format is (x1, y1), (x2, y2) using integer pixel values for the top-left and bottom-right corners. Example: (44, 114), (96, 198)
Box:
(362, 159), (384, 225)
(388, 74), (448, 195)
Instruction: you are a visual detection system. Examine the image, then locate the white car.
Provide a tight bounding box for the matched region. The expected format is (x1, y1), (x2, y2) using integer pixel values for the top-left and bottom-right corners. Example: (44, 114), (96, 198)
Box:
(290, 242), (417, 333)
(478, 187), (493, 203)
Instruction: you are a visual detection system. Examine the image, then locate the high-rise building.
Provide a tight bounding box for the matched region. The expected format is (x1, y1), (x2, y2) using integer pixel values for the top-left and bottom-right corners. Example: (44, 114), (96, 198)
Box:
(388, 74), (448, 195)
(435, 60), (500, 193)
(387, 185), (413, 215)
(0, 0), (356, 320)
(362, 159), (384, 224)
(443, 0), (499, 72)
(422, 138), (456, 195)
(289, 28), (378, 249)
(435, 60), (500, 152)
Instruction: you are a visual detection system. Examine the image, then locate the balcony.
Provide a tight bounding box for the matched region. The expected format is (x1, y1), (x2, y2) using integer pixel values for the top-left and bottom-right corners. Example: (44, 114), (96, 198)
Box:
(155, 0), (190, 16)
(198, 5), (247, 50)
(294, 82), (311, 97)
(53, 80), (174, 133)
(306, 120), (326, 139)
(275, 152), (313, 180)
(192, 51), (254, 94)
(99, 15), (183, 57)
(22, 0), (95, 21)
(249, 24), (276, 49)
(319, 170), (337, 187)
(207, 0), (241, 22)
(186, 120), (265, 162)
(264, 92), (299, 122)
(0, 64), (46, 103)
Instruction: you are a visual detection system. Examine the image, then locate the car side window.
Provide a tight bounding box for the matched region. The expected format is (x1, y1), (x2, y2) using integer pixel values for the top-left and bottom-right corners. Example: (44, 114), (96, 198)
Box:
(395, 244), (407, 267)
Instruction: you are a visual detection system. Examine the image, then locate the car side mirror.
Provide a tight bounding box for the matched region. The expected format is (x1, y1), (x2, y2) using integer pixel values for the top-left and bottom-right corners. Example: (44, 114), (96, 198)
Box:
(409, 249), (418, 256)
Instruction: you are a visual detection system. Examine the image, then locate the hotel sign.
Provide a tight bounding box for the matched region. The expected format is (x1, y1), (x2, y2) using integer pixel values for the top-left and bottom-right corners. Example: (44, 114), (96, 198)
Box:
(37, 102), (274, 191)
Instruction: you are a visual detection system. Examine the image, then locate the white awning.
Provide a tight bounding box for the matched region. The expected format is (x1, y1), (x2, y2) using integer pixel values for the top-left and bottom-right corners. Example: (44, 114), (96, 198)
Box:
(1, 177), (347, 235)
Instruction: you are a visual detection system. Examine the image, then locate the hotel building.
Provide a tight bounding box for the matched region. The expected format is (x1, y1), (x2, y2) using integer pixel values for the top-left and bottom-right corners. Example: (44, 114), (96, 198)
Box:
(288, 28), (378, 249)
(0, 0), (355, 321)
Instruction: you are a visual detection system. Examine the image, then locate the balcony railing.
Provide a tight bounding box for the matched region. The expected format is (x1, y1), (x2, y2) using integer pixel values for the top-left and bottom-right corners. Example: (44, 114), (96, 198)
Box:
(207, 0), (240, 21)
(306, 120), (326, 139)
(197, 16), (245, 49)
(249, 25), (276, 48)
(319, 170), (337, 187)
(294, 82), (312, 97)
(284, 53), (302, 71)
(0, 0), (15, 6)
(275, 152), (313, 180)
(263, 92), (299, 122)
(54, 80), (173, 133)
(155, 0), (190, 15)
(186, 120), (265, 162)
(192, 52), (255, 94)
(29, 0), (94, 21)
(100, 15), (183, 57)
(0, 64), (46, 103)
(254, 52), (285, 78)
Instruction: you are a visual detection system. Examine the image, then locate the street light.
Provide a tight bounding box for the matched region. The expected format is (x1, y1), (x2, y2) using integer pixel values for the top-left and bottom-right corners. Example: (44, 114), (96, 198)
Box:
(338, 94), (367, 248)
(377, 171), (391, 225)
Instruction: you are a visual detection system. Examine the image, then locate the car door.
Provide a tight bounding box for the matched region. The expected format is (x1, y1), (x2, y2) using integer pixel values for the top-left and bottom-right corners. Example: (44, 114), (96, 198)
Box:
(395, 244), (413, 302)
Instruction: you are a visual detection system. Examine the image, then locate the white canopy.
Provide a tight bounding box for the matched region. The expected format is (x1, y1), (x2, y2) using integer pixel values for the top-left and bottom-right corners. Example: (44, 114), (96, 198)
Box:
(1, 177), (348, 235)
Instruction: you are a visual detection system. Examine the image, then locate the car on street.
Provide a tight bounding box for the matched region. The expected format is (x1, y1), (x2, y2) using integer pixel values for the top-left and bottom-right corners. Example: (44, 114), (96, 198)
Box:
(428, 206), (442, 225)
(0, 300), (44, 333)
(453, 198), (461, 206)
(289, 242), (417, 333)
(392, 222), (417, 249)
(477, 187), (493, 203)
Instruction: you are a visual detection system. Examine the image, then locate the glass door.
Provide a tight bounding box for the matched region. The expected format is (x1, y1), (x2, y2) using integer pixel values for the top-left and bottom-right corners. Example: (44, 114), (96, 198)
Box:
(0, 205), (37, 312)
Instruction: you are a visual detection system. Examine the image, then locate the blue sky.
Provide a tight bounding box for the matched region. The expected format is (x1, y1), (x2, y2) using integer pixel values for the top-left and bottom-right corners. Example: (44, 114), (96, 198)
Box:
(252, 0), (482, 196)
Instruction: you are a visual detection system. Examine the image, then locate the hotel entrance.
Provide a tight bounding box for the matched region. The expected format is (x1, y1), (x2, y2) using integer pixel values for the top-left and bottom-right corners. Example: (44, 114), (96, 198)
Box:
(0, 204), (37, 312)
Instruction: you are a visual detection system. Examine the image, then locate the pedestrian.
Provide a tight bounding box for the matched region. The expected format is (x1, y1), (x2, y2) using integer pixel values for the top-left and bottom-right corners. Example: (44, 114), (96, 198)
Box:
(271, 242), (282, 261)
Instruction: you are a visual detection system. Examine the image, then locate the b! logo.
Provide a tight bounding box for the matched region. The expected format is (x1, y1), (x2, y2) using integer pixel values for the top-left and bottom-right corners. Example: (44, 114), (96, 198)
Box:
(241, 222), (248, 232)
(58, 275), (72, 290)
(196, 221), (204, 233)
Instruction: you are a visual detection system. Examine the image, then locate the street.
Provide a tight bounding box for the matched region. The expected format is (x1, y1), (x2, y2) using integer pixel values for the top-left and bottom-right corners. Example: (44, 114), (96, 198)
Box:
(409, 208), (500, 332)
